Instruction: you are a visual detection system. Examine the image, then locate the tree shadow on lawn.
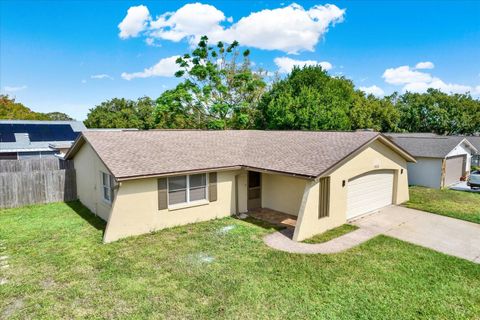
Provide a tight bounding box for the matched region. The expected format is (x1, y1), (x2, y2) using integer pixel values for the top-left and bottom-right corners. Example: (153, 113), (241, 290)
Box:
(65, 200), (106, 232)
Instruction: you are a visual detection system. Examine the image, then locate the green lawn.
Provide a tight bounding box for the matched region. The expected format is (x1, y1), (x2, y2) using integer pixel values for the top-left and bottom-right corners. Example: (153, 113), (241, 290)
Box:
(303, 224), (358, 244)
(1, 202), (479, 319)
(406, 186), (480, 224)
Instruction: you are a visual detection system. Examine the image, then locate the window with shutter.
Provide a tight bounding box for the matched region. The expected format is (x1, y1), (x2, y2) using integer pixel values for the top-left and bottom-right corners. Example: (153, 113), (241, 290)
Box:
(163, 173), (209, 207)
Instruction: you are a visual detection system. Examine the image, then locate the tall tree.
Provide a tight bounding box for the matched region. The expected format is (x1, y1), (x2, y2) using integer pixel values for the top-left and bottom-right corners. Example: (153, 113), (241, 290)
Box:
(350, 93), (400, 132)
(0, 95), (74, 120)
(257, 66), (355, 130)
(45, 112), (73, 121)
(393, 89), (480, 135)
(1, 95), (49, 120)
(156, 36), (267, 129)
(84, 97), (155, 129)
(155, 84), (200, 129)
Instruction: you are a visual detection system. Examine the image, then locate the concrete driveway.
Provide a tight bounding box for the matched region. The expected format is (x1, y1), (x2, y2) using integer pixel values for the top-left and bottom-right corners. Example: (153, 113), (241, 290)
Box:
(450, 181), (480, 193)
(350, 206), (480, 263)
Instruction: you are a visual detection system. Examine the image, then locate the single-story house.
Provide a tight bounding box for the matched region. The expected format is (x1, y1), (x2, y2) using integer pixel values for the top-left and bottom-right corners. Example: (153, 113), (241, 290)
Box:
(0, 120), (86, 160)
(386, 133), (478, 189)
(66, 130), (415, 243)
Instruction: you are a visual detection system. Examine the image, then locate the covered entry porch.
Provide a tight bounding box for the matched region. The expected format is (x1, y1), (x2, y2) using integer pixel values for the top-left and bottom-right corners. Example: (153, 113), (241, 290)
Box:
(247, 208), (297, 228)
(238, 170), (306, 230)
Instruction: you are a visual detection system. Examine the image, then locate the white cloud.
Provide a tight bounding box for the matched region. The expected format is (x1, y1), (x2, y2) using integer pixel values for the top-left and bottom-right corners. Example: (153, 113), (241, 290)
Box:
(145, 37), (161, 47)
(383, 62), (479, 95)
(81, 79), (87, 84)
(223, 4), (345, 54)
(90, 74), (113, 80)
(403, 78), (473, 94)
(415, 61), (434, 69)
(3, 85), (27, 92)
(150, 3), (226, 43)
(274, 57), (332, 73)
(382, 65), (432, 85)
(120, 3), (345, 54)
(118, 5), (150, 39)
(121, 55), (180, 80)
(359, 85), (385, 96)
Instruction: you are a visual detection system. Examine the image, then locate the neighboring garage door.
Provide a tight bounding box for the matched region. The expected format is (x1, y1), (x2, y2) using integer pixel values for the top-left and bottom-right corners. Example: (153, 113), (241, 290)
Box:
(346, 170), (394, 219)
(445, 155), (465, 187)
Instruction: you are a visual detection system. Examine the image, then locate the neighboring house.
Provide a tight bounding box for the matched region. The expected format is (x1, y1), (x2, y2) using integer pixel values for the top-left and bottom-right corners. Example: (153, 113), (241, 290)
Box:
(467, 136), (480, 167)
(66, 130), (415, 243)
(0, 120), (86, 160)
(386, 133), (478, 189)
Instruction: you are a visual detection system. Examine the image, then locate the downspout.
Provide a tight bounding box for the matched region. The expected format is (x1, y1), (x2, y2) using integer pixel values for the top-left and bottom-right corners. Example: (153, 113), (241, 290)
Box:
(441, 158), (446, 189)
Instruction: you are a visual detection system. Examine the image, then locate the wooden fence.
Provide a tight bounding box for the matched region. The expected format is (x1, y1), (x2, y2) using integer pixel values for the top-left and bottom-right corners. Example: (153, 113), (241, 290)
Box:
(0, 158), (77, 209)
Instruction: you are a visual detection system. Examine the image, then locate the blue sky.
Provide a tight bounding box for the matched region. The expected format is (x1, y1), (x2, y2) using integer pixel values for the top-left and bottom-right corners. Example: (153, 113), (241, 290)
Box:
(1, 1), (479, 120)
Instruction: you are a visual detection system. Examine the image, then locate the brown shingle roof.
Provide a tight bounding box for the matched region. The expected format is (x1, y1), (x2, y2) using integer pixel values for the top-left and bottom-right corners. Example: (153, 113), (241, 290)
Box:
(71, 130), (410, 180)
(467, 136), (480, 154)
(386, 133), (475, 158)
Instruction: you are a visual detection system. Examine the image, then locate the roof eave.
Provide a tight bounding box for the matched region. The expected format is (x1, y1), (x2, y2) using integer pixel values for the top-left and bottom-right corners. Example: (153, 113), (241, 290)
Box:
(316, 133), (416, 179)
(64, 134), (86, 160)
(459, 138), (479, 154)
(115, 165), (316, 182)
(377, 134), (417, 163)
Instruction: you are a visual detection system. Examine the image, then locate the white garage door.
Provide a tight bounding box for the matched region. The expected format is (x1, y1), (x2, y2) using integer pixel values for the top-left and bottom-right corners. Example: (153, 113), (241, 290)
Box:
(346, 170), (394, 219)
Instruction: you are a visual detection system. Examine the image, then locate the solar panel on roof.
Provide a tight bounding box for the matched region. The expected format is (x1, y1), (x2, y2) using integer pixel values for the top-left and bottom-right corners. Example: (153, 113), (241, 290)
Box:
(0, 124), (16, 142)
(0, 123), (77, 142)
(24, 124), (41, 141)
(53, 125), (73, 141)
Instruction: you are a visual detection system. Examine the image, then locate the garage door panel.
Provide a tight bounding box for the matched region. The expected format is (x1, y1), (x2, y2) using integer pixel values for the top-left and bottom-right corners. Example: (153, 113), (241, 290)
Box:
(445, 156), (464, 187)
(347, 181), (393, 195)
(346, 170), (394, 219)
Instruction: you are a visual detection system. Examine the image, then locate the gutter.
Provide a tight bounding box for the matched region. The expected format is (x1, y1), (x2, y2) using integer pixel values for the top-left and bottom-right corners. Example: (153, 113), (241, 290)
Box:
(115, 165), (316, 182)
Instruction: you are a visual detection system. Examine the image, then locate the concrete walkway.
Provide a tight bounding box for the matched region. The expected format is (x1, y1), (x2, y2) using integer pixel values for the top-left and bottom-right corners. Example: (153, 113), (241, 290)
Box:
(264, 227), (379, 254)
(450, 181), (480, 193)
(263, 206), (480, 263)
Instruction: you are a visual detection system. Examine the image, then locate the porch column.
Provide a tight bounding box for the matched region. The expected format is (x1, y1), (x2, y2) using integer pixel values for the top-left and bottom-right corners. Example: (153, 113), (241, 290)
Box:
(292, 180), (317, 241)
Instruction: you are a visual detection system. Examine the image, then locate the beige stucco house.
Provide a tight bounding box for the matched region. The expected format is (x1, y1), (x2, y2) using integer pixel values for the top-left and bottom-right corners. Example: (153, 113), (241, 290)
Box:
(66, 130), (415, 243)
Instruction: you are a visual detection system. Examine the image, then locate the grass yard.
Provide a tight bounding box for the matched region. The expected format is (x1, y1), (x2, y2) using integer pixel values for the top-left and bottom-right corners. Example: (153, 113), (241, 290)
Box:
(303, 224), (358, 244)
(1, 202), (479, 319)
(406, 186), (480, 224)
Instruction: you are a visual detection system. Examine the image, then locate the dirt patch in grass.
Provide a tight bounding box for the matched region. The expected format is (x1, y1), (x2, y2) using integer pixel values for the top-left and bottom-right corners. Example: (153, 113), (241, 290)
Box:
(2, 298), (24, 318)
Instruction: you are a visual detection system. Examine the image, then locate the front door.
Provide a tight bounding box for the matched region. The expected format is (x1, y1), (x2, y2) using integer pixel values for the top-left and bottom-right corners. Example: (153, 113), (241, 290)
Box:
(247, 171), (261, 210)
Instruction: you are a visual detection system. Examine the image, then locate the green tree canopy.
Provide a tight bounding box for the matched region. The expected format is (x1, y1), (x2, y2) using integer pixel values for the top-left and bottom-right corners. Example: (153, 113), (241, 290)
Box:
(45, 112), (73, 121)
(350, 93), (400, 132)
(155, 36), (267, 129)
(0, 95), (74, 121)
(392, 89), (480, 135)
(256, 66), (399, 132)
(84, 97), (155, 129)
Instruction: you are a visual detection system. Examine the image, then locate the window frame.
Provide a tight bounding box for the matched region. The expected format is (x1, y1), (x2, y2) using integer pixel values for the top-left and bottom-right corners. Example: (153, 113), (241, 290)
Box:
(167, 173), (208, 207)
(101, 171), (114, 204)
